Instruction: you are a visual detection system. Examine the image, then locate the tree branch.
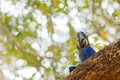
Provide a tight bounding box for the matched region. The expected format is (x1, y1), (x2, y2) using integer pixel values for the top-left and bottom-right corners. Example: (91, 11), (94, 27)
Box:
(66, 39), (120, 80)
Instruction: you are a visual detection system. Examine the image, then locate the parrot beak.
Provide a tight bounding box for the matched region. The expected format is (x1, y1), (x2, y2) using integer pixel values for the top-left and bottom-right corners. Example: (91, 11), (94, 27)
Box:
(77, 38), (88, 48)
(77, 31), (89, 48)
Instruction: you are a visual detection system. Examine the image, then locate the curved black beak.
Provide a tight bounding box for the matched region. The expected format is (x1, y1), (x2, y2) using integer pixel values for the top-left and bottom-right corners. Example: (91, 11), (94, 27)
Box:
(78, 38), (86, 48)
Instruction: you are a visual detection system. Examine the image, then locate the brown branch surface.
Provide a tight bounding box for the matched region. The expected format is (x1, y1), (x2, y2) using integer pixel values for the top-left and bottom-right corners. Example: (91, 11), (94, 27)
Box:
(66, 39), (120, 80)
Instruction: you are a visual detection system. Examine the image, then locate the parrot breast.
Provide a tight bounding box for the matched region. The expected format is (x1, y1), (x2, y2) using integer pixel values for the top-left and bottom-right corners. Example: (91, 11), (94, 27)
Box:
(78, 45), (96, 63)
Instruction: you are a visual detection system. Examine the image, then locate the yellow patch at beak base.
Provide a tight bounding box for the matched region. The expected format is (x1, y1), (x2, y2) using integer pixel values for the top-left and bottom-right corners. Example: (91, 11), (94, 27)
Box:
(84, 38), (88, 46)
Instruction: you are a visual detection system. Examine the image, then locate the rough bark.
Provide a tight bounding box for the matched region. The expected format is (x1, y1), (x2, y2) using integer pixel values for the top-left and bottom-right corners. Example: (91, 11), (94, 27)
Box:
(66, 39), (120, 80)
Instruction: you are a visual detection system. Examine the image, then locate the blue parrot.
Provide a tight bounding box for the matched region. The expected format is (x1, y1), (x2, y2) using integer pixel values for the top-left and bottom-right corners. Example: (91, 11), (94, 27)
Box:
(69, 31), (96, 72)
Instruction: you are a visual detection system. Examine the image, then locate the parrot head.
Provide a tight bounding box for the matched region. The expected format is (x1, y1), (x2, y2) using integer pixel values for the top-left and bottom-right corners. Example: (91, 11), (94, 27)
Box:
(77, 31), (89, 48)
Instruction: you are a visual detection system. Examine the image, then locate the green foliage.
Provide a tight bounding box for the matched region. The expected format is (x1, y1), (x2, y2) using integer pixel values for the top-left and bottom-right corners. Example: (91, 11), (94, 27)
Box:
(96, 0), (101, 2)
(113, 10), (120, 17)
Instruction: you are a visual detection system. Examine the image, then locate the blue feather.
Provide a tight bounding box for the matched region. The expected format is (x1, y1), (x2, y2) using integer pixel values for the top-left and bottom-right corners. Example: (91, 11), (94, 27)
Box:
(78, 45), (96, 63)
(69, 66), (76, 72)
(69, 45), (96, 72)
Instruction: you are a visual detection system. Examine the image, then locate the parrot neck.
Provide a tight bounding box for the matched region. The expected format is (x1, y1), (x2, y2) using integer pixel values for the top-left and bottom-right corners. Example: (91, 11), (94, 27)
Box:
(85, 44), (91, 49)
(84, 44), (90, 49)
(77, 44), (90, 50)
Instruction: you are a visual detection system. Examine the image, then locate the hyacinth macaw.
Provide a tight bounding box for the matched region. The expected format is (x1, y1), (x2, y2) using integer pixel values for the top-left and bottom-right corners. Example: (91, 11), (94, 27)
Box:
(69, 31), (96, 72)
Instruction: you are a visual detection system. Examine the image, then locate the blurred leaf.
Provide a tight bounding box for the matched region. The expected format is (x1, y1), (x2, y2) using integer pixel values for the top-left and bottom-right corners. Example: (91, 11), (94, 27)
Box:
(94, 43), (103, 50)
(69, 53), (75, 64)
(85, 0), (89, 8)
(117, 0), (120, 3)
(55, 0), (61, 3)
(100, 28), (108, 40)
(113, 10), (120, 17)
(67, 23), (77, 41)
(64, 0), (68, 6)
(48, 45), (61, 57)
(5, 44), (40, 68)
(24, 53), (41, 68)
(96, 0), (101, 2)
(93, 37), (99, 42)
(115, 10), (120, 17)
(47, 16), (54, 34)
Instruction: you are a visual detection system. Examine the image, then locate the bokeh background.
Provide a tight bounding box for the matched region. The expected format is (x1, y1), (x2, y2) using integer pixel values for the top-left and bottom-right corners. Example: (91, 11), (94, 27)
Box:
(0, 0), (120, 80)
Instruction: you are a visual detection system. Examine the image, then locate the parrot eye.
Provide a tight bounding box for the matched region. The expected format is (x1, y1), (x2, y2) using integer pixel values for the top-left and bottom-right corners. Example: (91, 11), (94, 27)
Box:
(81, 38), (85, 42)
(81, 38), (85, 44)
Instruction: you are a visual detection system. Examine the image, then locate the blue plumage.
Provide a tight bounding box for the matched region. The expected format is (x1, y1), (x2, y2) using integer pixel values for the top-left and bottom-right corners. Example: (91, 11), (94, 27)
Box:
(69, 66), (76, 72)
(78, 45), (96, 63)
(69, 31), (96, 72)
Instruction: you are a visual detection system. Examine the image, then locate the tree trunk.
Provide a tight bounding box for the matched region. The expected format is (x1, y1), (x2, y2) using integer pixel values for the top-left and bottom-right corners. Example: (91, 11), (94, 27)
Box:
(66, 39), (120, 80)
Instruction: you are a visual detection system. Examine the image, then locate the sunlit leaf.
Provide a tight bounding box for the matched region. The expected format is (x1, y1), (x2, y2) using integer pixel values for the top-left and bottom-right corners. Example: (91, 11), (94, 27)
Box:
(96, 0), (101, 2)
(47, 16), (54, 34)
(112, 10), (120, 17)
(115, 10), (120, 17)
(100, 28), (108, 40)
(93, 37), (99, 42)
(85, 0), (89, 8)
(94, 43), (104, 50)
